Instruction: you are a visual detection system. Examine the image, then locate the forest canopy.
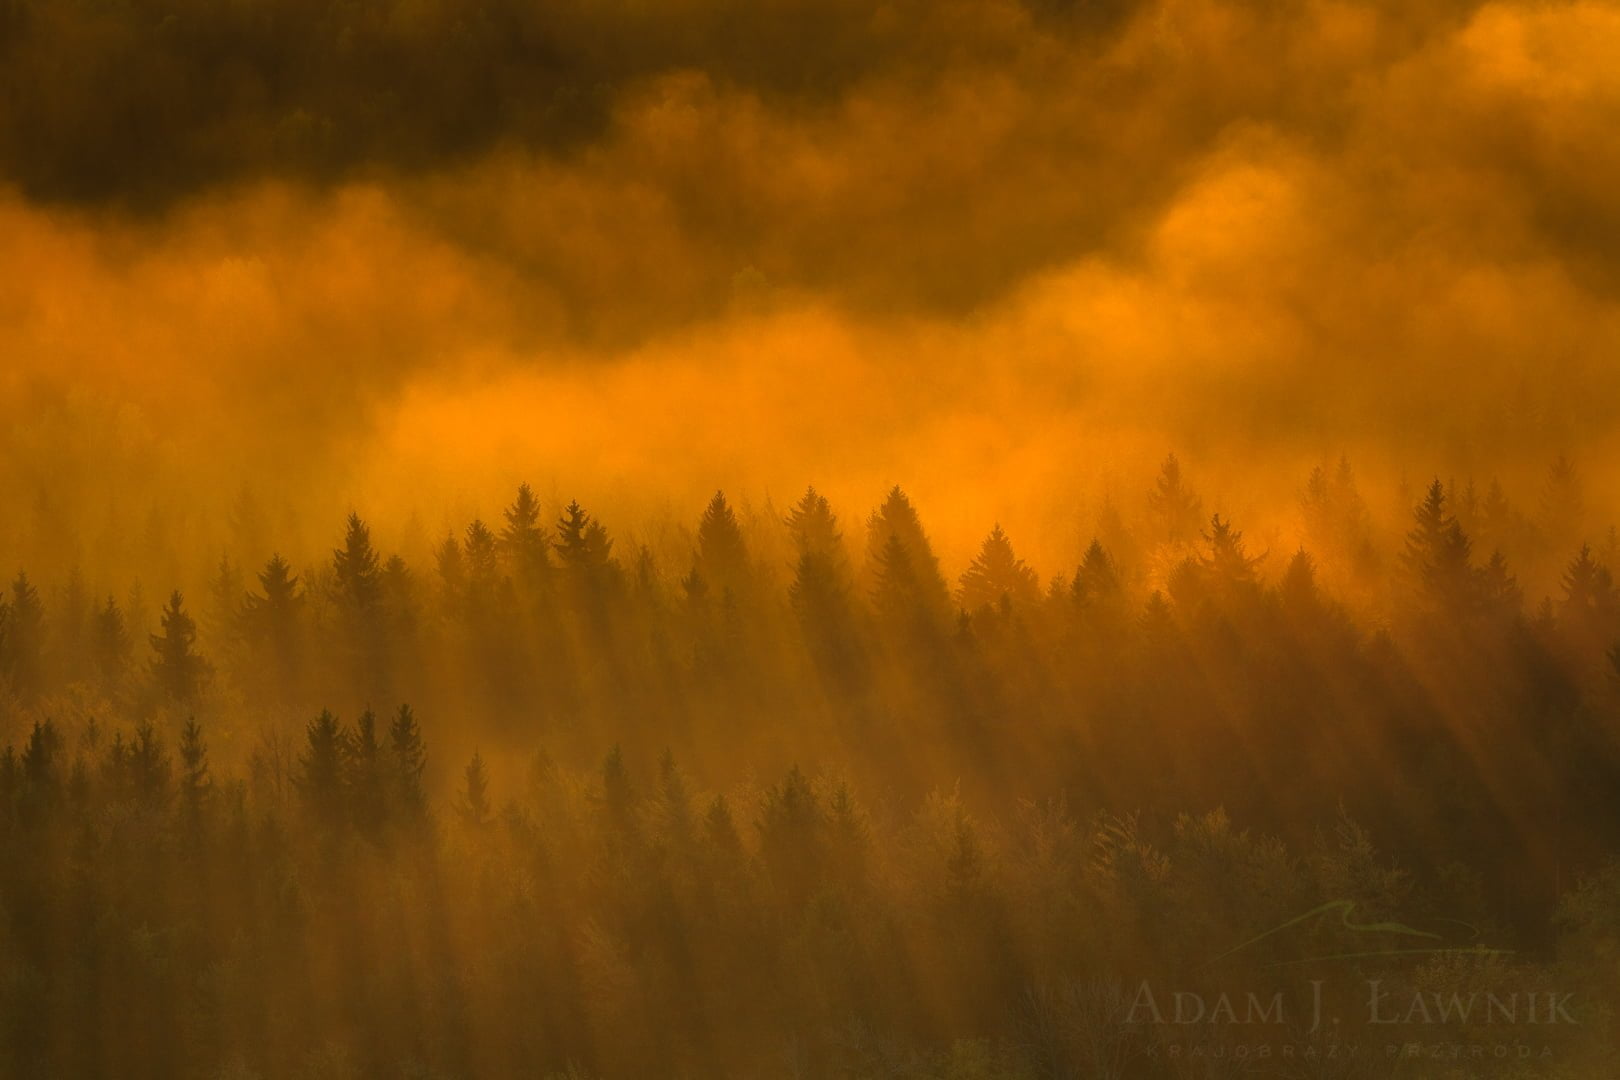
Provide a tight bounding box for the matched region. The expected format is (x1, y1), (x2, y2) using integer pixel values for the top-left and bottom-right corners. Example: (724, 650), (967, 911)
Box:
(6, 0), (1620, 1074)
(1, 465), (1620, 1074)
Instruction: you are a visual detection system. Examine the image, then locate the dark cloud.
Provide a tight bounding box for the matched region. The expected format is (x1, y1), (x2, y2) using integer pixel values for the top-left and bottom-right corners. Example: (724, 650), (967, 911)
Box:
(0, 0), (1132, 208)
(4, 0), (1620, 585)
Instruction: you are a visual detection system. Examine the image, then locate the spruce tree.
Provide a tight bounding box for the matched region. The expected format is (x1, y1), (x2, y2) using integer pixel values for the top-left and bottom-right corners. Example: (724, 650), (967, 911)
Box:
(91, 594), (130, 689)
(1071, 539), (1121, 610)
(1148, 454), (1203, 545)
(129, 719), (172, 810)
(332, 513), (390, 694)
(457, 751), (491, 828)
(554, 500), (618, 598)
(178, 718), (211, 823)
(241, 554), (303, 691)
(1199, 514), (1263, 592)
(333, 512), (383, 613)
(499, 483), (553, 586)
(297, 709), (352, 828)
(957, 524), (1040, 613)
(863, 487), (951, 624)
(787, 487), (863, 686)
(3, 571), (45, 700)
(435, 531), (466, 614)
(350, 708), (385, 837)
(464, 519), (500, 599)
(150, 590), (210, 705)
(388, 703), (428, 823)
(1401, 479), (1475, 616)
(694, 491), (750, 599)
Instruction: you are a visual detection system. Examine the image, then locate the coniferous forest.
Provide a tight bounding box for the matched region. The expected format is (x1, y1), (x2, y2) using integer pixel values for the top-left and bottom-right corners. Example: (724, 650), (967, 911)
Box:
(2, 460), (1619, 1079)
(8, 0), (1620, 1074)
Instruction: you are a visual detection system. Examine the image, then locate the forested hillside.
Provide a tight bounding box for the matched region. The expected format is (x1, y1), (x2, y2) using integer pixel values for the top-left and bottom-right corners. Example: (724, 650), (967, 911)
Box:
(2, 458), (1618, 1078)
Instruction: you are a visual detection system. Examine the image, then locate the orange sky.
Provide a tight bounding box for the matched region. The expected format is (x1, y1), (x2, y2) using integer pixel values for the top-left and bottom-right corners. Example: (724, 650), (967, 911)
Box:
(3, 0), (1620, 582)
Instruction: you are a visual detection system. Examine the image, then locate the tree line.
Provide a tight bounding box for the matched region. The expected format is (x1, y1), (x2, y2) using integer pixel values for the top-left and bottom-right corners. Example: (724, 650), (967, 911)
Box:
(1, 454), (1619, 1075)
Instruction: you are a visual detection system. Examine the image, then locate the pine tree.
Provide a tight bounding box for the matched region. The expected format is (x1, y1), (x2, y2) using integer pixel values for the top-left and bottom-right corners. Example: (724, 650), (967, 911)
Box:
(632, 545), (662, 605)
(19, 718), (62, 823)
(150, 590), (210, 705)
(786, 487), (842, 562)
(957, 524), (1040, 613)
(333, 513), (389, 693)
(297, 709), (351, 827)
(1140, 590), (1177, 649)
(464, 519), (500, 598)
(91, 594), (130, 688)
(1148, 454), (1203, 545)
(757, 765), (823, 900)
(241, 554), (303, 690)
(825, 782), (869, 889)
(1539, 454), (1585, 546)
(3, 571), (46, 700)
(1560, 544), (1619, 648)
(864, 487), (951, 624)
(129, 719), (171, 810)
(333, 512), (383, 613)
(656, 749), (693, 846)
(499, 483), (553, 585)
(1479, 478), (1516, 553)
(1071, 539), (1121, 611)
(1301, 457), (1374, 576)
(1199, 514), (1264, 592)
(944, 804), (985, 899)
(178, 718), (211, 824)
(694, 491), (750, 599)
(1561, 545), (1617, 622)
(435, 530), (466, 613)
(388, 703), (428, 823)
(703, 795), (743, 864)
(350, 708), (385, 836)
(1401, 479), (1475, 616)
(871, 530), (918, 624)
(599, 744), (634, 835)
(787, 487), (862, 687)
(206, 554), (243, 646)
(54, 567), (90, 685)
(1280, 548), (1320, 611)
(554, 500), (618, 600)
(1477, 550), (1522, 623)
(457, 752), (490, 828)
(379, 554), (417, 644)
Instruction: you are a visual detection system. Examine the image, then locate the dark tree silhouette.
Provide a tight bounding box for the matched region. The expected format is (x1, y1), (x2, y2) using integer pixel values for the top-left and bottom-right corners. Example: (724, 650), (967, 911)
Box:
(297, 709), (351, 828)
(1402, 479), (1475, 616)
(350, 708), (386, 836)
(787, 487), (864, 689)
(457, 751), (491, 828)
(864, 486), (951, 625)
(1071, 539), (1121, 611)
(333, 512), (383, 612)
(957, 523), (1039, 613)
(388, 703), (428, 823)
(555, 500), (619, 606)
(178, 718), (211, 824)
(241, 553), (304, 692)
(150, 590), (210, 705)
(499, 483), (553, 587)
(693, 491), (750, 600)
(90, 594), (130, 688)
(2, 571), (46, 700)
(1199, 513), (1264, 592)
(1148, 453), (1203, 545)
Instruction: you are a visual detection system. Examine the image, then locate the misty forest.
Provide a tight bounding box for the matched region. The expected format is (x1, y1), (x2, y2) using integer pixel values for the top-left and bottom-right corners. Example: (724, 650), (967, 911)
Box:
(8, 0), (1620, 1074)
(0, 458), (1618, 1078)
